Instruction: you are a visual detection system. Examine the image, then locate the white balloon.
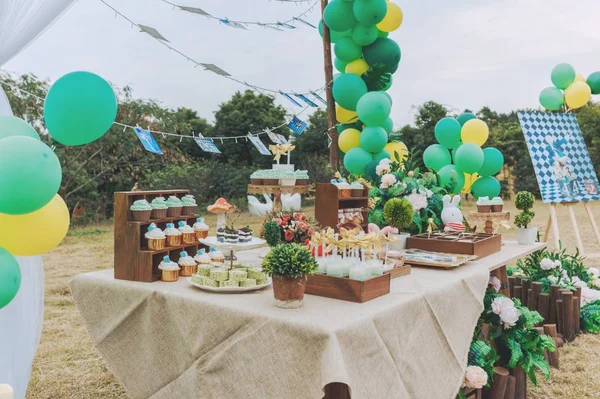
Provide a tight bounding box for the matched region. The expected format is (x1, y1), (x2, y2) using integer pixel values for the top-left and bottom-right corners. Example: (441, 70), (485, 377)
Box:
(0, 87), (12, 116)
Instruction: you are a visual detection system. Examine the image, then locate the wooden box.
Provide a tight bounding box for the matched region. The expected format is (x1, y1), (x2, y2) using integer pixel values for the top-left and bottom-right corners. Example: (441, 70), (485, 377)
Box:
(385, 264), (411, 279)
(305, 273), (391, 303)
(315, 183), (369, 232)
(406, 232), (501, 259)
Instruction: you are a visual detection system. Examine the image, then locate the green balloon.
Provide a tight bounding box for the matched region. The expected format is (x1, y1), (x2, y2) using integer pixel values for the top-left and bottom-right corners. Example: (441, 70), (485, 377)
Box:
(0, 116), (40, 141)
(382, 117), (393, 133)
(333, 73), (342, 81)
(366, 72), (393, 92)
(334, 37), (362, 62)
(451, 143), (462, 163)
(373, 150), (391, 162)
(334, 58), (348, 73)
(539, 87), (564, 111)
(353, 0), (388, 26)
(344, 147), (373, 175)
(382, 92), (393, 106)
(351, 23), (378, 47)
(434, 117), (462, 149)
(360, 126), (388, 153)
(478, 148), (504, 177)
(356, 91), (391, 126)
(364, 159), (380, 181)
(456, 112), (477, 126)
(423, 144), (451, 172)
(377, 30), (389, 38)
(438, 165), (465, 194)
(324, 0), (356, 32)
(587, 72), (600, 95)
(0, 248), (21, 310)
(454, 143), (484, 174)
(0, 137), (62, 214)
(551, 63), (576, 90)
(44, 71), (117, 146)
(471, 176), (501, 199)
(363, 38), (401, 74)
(332, 73), (368, 111)
(318, 20), (351, 43)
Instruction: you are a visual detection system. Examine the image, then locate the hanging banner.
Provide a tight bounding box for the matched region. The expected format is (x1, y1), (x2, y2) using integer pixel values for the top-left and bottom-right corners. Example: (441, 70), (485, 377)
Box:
(288, 116), (308, 135)
(280, 92), (303, 107)
(134, 127), (163, 155)
(194, 136), (221, 153)
(248, 135), (272, 155)
(295, 93), (318, 108)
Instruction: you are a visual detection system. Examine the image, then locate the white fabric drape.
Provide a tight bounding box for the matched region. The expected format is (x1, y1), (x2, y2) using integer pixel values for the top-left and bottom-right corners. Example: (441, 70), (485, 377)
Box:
(0, 1), (77, 398)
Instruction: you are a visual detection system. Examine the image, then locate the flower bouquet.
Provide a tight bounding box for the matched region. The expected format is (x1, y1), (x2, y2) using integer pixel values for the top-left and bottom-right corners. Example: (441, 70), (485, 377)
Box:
(260, 211), (318, 247)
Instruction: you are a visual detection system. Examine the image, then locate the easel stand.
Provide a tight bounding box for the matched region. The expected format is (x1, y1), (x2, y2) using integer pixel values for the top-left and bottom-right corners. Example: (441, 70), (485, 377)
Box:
(544, 202), (600, 256)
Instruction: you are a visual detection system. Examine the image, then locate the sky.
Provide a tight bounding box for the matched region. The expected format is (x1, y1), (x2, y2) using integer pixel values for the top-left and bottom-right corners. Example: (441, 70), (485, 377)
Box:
(5, 0), (600, 128)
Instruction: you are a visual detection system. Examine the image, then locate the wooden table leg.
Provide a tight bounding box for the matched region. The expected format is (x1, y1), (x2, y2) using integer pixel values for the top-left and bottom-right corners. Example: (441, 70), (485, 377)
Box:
(491, 265), (510, 297)
(323, 383), (351, 399)
(274, 192), (282, 212)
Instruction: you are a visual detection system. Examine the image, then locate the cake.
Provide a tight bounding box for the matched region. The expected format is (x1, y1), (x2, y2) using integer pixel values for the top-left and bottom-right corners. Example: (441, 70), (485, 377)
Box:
(295, 170), (310, 186)
(178, 251), (197, 277)
(181, 194), (197, 215)
(194, 249), (212, 265)
(210, 268), (229, 282)
(144, 223), (166, 250)
(210, 249), (225, 263)
(178, 221), (196, 244)
(490, 197), (504, 212)
(230, 269), (248, 282)
(196, 264), (214, 276)
(191, 275), (218, 287)
(165, 196), (183, 217)
(193, 217), (209, 239)
(238, 226), (253, 243)
(239, 278), (257, 287)
(150, 197), (168, 219)
(476, 197), (492, 213)
(224, 228), (239, 243)
(164, 223), (182, 246)
(332, 179), (352, 198)
(220, 280), (239, 288)
(130, 200), (152, 221)
(158, 256), (180, 282)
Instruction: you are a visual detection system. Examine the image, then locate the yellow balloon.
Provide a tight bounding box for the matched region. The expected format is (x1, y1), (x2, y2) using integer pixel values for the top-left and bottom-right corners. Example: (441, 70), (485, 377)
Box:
(384, 141), (408, 163)
(345, 59), (370, 76)
(0, 195), (70, 256)
(338, 128), (361, 153)
(376, 2), (403, 33)
(575, 73), (586, 83)
(461, 119), (489, 146)
(462, 173), (479, 194)
(565, 81), (592, 110)
(336, 104), (358, 124)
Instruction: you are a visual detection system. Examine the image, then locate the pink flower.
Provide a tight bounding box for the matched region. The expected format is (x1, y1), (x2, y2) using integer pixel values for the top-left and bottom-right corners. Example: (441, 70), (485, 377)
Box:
(406, 192), (428, 212)
(489, 276), (501, 292)
(297, 221), (309, 233)
(293, 212), (306, 221)
(380, 226), (399, 235)
(376, 159), (391, 176)
(284, 230), (295, 242)
(380, 174), (397, 189)
(491, 297), (520, 329)
(463, 366), (488, 389)
(408, 171), (414, 177)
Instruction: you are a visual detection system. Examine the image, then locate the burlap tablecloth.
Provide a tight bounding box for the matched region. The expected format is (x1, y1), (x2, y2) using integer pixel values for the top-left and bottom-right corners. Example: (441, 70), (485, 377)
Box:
(69, 242), (541, 399)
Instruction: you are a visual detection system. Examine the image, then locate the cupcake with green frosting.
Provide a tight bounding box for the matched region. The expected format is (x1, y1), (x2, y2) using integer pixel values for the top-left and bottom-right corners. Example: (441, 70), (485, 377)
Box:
(130, 199), (152, 221)
(181, 194), (197, 215)
(295, 170), (310, 186)
(166, 195), (183, 217)
(279, 170), (297, 186)
(250, 170), (264, 185)
(150, 197), (168, 219)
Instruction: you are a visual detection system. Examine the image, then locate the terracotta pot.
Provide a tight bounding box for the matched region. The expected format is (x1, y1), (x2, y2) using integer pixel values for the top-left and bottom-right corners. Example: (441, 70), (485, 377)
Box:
(272, 274), (307, 309)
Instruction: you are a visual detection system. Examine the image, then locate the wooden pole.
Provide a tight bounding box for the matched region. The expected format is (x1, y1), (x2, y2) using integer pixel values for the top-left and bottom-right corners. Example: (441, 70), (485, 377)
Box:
(521, 279), (531, 307)
(583, 201), (600, 246)
(504, 376), (516, 399)
(549, 285), (561, 325)
(530, 282), (542, 314)
(556, 299), (564, 335)
(537, 293), (550, 326)
(573, 288), (581, 335)
(320, 0), (339, 171)
(489, 367), (509, 399)
(512, 366), (527, 399)
(543, 214), (552, 243)
(561, 291), (574, 342)
(508, 276), (517, 299)
(567, 204), (585, 256)
(513, 286), (523, 307)
(549, 204), (560, 249)
(543, 324), (560, 368)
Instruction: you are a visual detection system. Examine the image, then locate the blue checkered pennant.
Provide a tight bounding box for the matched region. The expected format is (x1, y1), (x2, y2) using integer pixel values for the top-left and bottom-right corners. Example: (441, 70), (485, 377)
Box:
(518, 111), (600, 203)
(287, 116), (308, 135)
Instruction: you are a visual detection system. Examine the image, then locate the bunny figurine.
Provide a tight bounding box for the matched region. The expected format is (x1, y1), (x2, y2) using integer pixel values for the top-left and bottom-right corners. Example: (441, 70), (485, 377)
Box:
(441, 195), (466, 232)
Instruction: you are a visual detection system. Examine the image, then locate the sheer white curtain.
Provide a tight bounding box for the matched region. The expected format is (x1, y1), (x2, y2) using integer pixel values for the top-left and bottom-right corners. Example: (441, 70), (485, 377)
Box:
(0, 1), (77, 398)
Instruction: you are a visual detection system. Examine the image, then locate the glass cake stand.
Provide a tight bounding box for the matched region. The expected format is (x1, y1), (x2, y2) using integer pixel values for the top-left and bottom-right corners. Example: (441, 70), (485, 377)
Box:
(199, 236), (267, 269)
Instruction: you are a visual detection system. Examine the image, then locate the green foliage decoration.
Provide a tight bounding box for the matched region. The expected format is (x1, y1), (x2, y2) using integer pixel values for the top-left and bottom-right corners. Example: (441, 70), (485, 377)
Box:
(263, 221), (282, 247)
(261, 243), (318, 278)
(383, 198), (414, 230)
(514, 191), (536, 228)
(581, 300), (600, 333)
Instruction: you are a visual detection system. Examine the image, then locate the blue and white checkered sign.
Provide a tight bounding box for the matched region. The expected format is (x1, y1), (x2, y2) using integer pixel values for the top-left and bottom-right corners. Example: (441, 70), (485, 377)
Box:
(518, 111), (600, 203)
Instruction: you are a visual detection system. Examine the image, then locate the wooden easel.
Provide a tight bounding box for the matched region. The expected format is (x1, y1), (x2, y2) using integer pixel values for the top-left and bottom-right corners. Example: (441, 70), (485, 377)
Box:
(543, 202), (600, 257)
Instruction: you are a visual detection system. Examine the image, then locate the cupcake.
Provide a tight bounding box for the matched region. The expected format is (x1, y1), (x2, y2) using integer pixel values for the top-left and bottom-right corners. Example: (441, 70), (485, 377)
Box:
(238, 226), (253, 243)
(181, 195), (197, 215)
(178, 251), (198, 277)
(350, 181), (364, 197)
(217, 227), (225, 243)
(150, 197), (168, 219)
(193, 218), (209, 239)
(164, 223), (182, 246)
(263, 170), (279, 186)
(130, 200), (152, 221)
(210, 249), (225, 263)
(178, 221), (196, 244)
(295, 170), (310, 186)
(145, 223), (166, 251)
(158, 255), (180, 282)
(279, 170), (297, 186)
(250, 170), (264, 185)
(166, 196), (183, 217)
(476, 196), (492, 213)
(194, 249), (212, 265)
(224, 227), (239, 243)
(490, 197), (504, 212)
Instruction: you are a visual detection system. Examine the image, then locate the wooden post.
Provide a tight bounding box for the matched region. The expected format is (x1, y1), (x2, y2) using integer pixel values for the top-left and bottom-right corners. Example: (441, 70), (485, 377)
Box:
(543, 214), (552, 243)
(513, 286), (523, 306)
(549, 285), (561, 325)
(549, 204), (560, 249)
(512, 366), (527, 399)
(530, 282), (542, 313)
(320, 0), (339, 171)
(538, 293), (550, 326)
(527, 289), (533, 309)
(566, 204), (585, 255)
(561, 291), (574, 342)
(508, 276), (517, 299)
(491, 266), (510, 297)
(573, 289), (581, 335)
(543, 324), (560, 368)
(504, 376), (516, 399)
(489, 367), (509, 399)
(556, 299), (563, 335)
(324, 383), (350, 399)
(481, 323), (491, 341)
(521, 279), (531, 307)
(583, 201), (600, 246)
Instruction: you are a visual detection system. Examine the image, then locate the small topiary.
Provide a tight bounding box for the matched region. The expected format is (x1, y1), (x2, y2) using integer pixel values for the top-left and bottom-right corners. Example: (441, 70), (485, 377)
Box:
(262, 243), (318, 278)
(263, 220), (281, 247)
(383, 197), (414, 230)
(514, 191), (536, 229)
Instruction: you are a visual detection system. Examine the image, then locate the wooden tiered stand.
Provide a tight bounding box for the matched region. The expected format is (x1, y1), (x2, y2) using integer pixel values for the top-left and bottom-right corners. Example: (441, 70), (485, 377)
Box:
(114, 189), (207, 282)
(315, 183), (369, 232)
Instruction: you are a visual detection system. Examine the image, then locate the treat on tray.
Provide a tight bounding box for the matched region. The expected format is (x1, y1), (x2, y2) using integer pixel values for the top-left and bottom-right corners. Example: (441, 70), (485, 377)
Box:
(194, 249), (212, 265)
(250, 170), (264, 185)
(230, 269), (248, 282)
(130, 199), (152, 221)
(196, 264), (214, 276)
(295, 170), (310, 186)
(193, 217), (209, 239)
(350, 181), (365, 197)
(192, 275), (218, 287)
(166, 196), (183, 217)
(490, 197), (504, 213)
(145, 223), (166, 250)
(178, 251), (197, 277)
(190, 264), (269, 289)
(220, 280), (239, 288)
(238, 226), (253, 243)
(217, 227), (225, 242)
(159, 255), (180, 282)
(178, 221), (196, 244)
(150, 197), (168, 219)
(224, 227), (239, 243)
(210, 248), (225, 263)
(239, 278), (257, 287)
(279, 170), (297, 186)
(247, 268), (264, 280)
(164, 223), (182, 246)
(476, 196), (491, 213)
(262, 170), (279, 186)
(210, 268), (229, 282)
(181, 194), (197, 216)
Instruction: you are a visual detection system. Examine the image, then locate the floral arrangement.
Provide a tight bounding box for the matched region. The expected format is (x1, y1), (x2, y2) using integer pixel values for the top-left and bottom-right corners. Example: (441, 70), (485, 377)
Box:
(368, 156), (448, 234)
(260, 211), (318, 246)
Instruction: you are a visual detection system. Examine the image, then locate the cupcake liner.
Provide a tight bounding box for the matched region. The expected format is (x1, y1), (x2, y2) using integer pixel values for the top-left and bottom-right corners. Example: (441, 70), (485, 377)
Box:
(477, 205), (492, 213)
(166, 235), (182, 247)
(263, 179), (278, 185)
(182, 232), (196, 244)
(351, 189), (364, 198)
(195, 229), (209, 239)
(251, 178), (263, 185)
(167, 206), (183, 217)
(181, 205), (197, 216)
(179, 264), (197, 277)
(131, 210), (152, 221)
(161, 270), (179, 282)
(491, 205), (504, 213)
(147, 238), (166, 251)
(296, 179), (309, 186)
(151, 208), (167, 219)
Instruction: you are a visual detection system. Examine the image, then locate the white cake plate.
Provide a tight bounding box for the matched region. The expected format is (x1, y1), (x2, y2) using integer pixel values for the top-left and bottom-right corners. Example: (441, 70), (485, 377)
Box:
(187, 277), (272, 293)
(199, 236), (267, 269)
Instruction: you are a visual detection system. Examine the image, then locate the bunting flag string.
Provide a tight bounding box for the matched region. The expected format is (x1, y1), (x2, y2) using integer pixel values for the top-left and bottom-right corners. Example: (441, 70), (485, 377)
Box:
(158, 0), (319, 31)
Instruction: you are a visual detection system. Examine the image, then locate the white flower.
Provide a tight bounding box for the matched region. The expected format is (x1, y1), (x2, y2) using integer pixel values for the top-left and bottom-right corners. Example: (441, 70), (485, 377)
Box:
(376, 159), (391, 176)
(407, 171), (414, 177)
(540, 258), (558, 271)
(562, 270), (569, 278)
(463, 366), (488, 389)
(547, 275), (559, 285)
(554, 260), (562, 269)
(588, 267), (600, 277)
(406, 191), (428, 212)
(491, 297), (520, 329)
(591, 278), (600, 289)
(380, 174), (397, 189)
(489, 276), (501, 292)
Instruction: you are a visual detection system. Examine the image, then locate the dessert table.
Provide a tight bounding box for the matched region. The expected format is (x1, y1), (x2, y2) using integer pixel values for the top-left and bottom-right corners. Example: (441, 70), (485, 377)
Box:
(69, 241), (545, 399)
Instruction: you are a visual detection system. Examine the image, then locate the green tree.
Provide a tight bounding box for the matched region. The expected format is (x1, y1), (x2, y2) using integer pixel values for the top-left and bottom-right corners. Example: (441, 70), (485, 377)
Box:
(293, 109), (328, 159)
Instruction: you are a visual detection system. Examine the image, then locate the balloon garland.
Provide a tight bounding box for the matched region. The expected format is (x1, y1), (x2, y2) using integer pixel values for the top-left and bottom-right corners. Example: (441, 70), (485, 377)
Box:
(539, 63), (599, 111)
(321, 0), (404, 176)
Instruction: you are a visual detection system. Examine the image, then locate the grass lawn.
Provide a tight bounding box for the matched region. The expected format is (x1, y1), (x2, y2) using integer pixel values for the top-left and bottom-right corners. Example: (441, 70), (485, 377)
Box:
(26, 202), (600, 398)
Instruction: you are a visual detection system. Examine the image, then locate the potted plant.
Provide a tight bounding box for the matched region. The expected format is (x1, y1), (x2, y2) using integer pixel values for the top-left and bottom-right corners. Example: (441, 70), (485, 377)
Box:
(383, 198), (415, 250)
(262, 243), (318, 309)
(514, 191), (537, 245)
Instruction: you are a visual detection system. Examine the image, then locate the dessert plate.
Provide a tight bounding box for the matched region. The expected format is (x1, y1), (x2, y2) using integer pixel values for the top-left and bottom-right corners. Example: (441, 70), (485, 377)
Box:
(187, 277), (272, 293)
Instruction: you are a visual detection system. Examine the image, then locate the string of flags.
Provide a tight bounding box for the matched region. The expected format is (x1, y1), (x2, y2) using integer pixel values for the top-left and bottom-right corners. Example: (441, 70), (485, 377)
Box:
(158, 0), (319, 31)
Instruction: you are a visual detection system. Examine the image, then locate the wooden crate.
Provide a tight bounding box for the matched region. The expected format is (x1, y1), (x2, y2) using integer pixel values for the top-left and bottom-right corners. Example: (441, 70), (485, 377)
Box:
(305, 273), (391, 303)
(406, 232), (502, 259)
(385, 264), (411, 279)
(315, 183), (369, 232)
